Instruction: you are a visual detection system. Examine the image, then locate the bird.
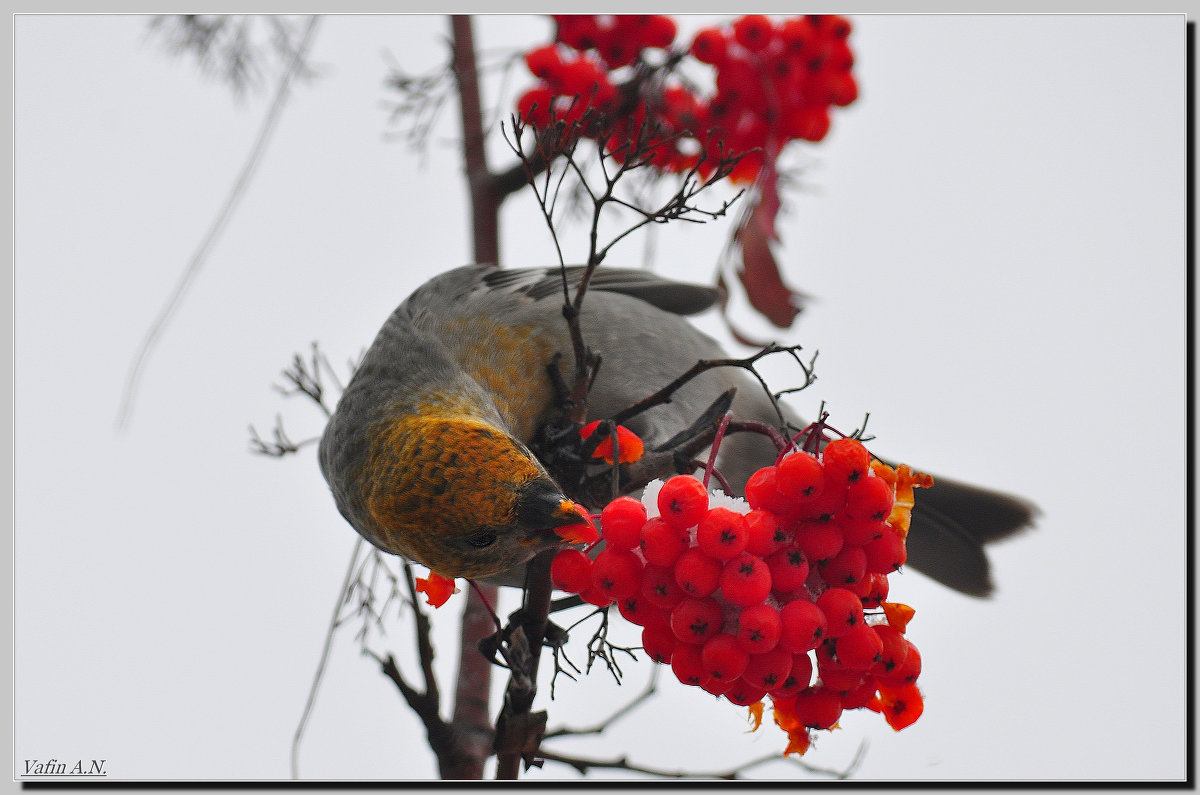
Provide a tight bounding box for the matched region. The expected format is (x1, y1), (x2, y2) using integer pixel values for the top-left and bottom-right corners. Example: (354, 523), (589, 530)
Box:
(319, 263), (1035, 595)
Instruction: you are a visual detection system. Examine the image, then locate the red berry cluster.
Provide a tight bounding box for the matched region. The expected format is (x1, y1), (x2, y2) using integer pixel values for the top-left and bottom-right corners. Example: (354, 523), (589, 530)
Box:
(550, 437), (928, 755)
(516, 14), (857, 184)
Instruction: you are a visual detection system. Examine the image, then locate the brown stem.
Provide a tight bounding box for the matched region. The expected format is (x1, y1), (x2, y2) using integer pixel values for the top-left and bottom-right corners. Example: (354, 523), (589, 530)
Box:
(450, 15), (500, 266)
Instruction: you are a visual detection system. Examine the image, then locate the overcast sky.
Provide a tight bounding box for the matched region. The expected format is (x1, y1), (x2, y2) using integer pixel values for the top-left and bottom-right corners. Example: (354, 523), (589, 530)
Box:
(13, 13), (1188, 782)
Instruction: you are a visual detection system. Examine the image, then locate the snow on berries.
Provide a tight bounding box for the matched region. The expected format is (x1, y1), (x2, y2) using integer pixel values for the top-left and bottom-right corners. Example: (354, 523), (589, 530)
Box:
(549, 437), (933, 756)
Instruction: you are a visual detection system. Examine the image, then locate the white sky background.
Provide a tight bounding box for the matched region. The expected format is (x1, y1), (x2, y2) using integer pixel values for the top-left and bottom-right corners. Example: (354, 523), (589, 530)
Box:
(13, 13), (1188, 782)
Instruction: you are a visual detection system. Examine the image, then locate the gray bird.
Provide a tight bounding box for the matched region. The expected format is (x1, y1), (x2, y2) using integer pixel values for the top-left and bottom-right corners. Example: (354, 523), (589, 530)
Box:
(319, 263), (1035, 594)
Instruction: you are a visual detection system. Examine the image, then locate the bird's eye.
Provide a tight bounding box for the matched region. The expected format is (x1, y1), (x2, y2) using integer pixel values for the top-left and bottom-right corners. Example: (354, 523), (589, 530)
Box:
(467, 530), (498, 549)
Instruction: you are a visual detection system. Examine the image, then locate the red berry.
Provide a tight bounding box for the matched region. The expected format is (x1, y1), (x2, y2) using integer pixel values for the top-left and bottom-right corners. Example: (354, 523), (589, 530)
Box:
(617, 593), (655, 626)
(780, 17), (815, 54)
(744, 509), (788, 556)
(858, 571), (890, 609)
(877, 640), (922, 687)
(591, 548), (643, 599)
(670, 641), (705, 686)
(822, 438), (871, 486)
(818, 664), (866, 694)
(816, 587), (864, 638)
(766, 544), (810, 593)
(550, 548), (593, 593)
(777, 451), (825, 499)
(701, 633), (750, 682)
(863, 527), (906, 574)
(719, 552), (772, 606)
(779, 599), (826, 653)
(735, 602), (783, 654)
(770, 652), (814, 698)
(820, 544), (867, 587)
(872, 683), (923, 731)
(840, 517), (887, 546)
(844, 475), (894, 521)
(700, 676), (732, 696)
(554, 15), (600, 50)
(744, 466), (792, 514)
(657, 475), (709, 530)
(641, 623), (675, 664)
(827, 14), (853, 39)
(524, 44), (565, 80)
(697, 507), (750, 560)
(871, 624), (909, 678)
(835, 623), (884, 670)
(600, 496), (647, 550)
(733, 14), (775, 52)
(517, 86), (555, 126)
(783, 105), (831, 142)
(640, 564), (686, 609)
(669, 597), (724, 644)
(641, 15), (677, 48)
(742, 646), (793, 691)
(795, 521), (844, 563)
(674, 547), (722, 597)
(829, 73), (858, 106)
(640, 516), (689, 566)
(792, 687), (843, 729)
(723, 678), (768, 707)
(841, 675), (878, 709)
(690, 27), (729, 65)
(579, 584), (614, 607)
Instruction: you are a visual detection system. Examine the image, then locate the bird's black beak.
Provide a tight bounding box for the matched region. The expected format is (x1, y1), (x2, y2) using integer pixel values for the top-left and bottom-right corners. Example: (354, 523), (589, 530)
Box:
(516, 479), (589, 547)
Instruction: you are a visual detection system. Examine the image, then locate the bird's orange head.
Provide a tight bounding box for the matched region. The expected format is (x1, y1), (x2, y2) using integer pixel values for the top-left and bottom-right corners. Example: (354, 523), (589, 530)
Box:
(359, 412), (585, 579)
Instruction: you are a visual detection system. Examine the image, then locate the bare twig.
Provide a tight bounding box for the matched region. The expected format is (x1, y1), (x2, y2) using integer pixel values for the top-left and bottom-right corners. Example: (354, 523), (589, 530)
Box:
(117, 15), (321, 430)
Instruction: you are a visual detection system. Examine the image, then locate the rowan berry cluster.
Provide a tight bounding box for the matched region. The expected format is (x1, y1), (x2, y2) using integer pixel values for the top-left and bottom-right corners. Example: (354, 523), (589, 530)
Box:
(517, 14), (857, 184)
(550, 436), (928, 755)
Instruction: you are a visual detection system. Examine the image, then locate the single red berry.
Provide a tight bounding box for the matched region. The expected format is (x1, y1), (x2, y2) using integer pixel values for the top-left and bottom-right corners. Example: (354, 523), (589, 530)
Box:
(829, 72), (858, 106)
(877, 640), (922, 687)
(827, 14), (853, 39)
(794, 521), (844, 563)
(550, 548), (593, 593)
(735, 602), (783, 654)
(517, 86), (555, 126)
(641, 15), (677, 48)
(815, 587), (864, 638)
(783, 105), (831, 142)
(792, 484), (846, 522)
(657, 475), (710, 530)
(640, 563), (686, 609)
(766, 544), (810, 593)
(670, 641), (705, 686)
(579, 584), (614, 607)
(741, 646), (793, 691)
(777, 451), (825, 500)
(674, 547), (722, 597)
(690, 27), (729, 65)
(744, 466), (793, 515)
(744, 509), (788, 556)
(733, 14), (775, 52)
(592, 548), (644, 600)
(844, 475), (895, 521)
(841, 675), (878, 710)
(669, 597), (723, 645)
(554, 15), (600, 50)
(524, 44), (565, 80)
(818, 664), (866, 694)
(858, 572), (890, 609)
(598, 37), (638, 68)
(819, 544), (867, 587)
(870, 624), (909, 677)
(696, 507), (750, 560)
(723, 678), (768, 707)
(792, 687), (844, 730)
(617, 593), (656, 626)
(641, 622), (675, 664)
(779, 17), (815, 55)
(769, 652), (814, 698)
(719, 552), (772, 606)
(863, 527), (906, 574)
(835, 622), (885, 670)
(821, 438), (871, 486)
(600, 496), (647, 550)
(700, 676), (732, 696)
(840, 516), (887, 546)
(778, 599), (826, 653)
(701, 633), (750, 682)
(640, 516), (690, 566)
(872, 683), (924, 731)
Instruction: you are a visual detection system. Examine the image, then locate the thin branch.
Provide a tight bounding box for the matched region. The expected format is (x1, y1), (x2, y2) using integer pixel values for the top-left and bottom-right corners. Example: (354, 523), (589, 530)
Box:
(291, 537), (364, 779)
(117, 15), (321, 431)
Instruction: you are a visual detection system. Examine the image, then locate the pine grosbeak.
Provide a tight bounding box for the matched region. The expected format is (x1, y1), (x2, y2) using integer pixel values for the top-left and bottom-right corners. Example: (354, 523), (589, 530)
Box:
(319, 264), (1034, 594)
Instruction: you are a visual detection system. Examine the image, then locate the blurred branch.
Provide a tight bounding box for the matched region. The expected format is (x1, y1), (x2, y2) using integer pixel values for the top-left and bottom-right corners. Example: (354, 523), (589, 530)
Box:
(118, 15), (321, 431)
